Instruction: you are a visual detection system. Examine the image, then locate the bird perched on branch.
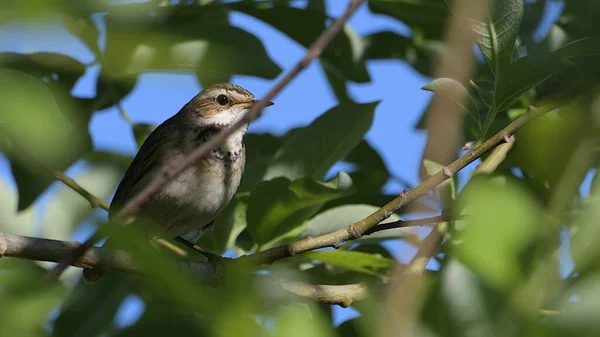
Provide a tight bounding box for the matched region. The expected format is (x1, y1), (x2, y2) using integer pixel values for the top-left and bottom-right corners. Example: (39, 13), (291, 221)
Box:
(83, 83), (273, 282)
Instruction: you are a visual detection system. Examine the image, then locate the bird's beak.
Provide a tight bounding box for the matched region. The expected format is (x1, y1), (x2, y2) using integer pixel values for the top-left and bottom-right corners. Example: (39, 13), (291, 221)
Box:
(235, 100), (274, 108)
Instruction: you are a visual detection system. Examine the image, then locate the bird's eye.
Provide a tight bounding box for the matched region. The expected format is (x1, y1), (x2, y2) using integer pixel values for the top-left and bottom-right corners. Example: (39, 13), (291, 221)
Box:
(216, 94), (229, 106)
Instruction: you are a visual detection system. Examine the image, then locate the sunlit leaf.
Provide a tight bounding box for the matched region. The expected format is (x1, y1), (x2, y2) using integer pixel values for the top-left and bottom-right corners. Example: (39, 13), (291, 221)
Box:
(303, 250), (394, 277)
(422, 77), (480, 126)
(470, 0), (524, 74)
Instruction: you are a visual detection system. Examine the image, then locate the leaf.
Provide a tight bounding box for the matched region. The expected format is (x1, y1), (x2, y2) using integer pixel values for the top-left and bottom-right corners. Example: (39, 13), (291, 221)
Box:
(62, 15), (100, 56)
(0, 177), (36, 236)
(0, 260), (67, 337)
(53, 274), (134, 337)
(302, 250), (394, 277)
(0, 68), (91, 209)
(302, 204), (419, 245)
(234, 4), (369, 83)
(238, 133), (283, 193)
(453, 175), (542, 290)
(555, 36), (600, 59)
(368, 0), (449, 39)
(103, 8), (281, 87)
(263, 102), (378, 181)
(494, 54), (571, 111)
(361, 31), (439, 77)
(470, 0), (524, 74)
(133, 123), (157, 149)
(423, 159), (456, 208)
(247, 172), (354, 245)
(422, 78), (480, 126)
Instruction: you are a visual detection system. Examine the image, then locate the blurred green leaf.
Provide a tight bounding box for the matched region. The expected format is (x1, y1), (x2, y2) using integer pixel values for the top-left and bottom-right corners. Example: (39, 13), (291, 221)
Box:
(235, 4), (369, 83)
(273, 303), (335, 337)
(53, 274), (134, 337)
(368, 0), (449, 39)
(62, 15), (100, 56)
(103, 7), (281, 88)
(303, 250), (393, 277)
(302, 204), (419, 245)
(422, 77), (480, 126)
(556, 275), (600, 334)
(132, 123), (157, 149)
(0, 177), (36, 236)
(247, 172), (354, 245)
(495, 54), (571, 111)
(453, 175), (542, 290)
(0, 260), (67, 337)
(0, 68), (91, 210)
(0, 52), (86, 87)
(264, 102), (378, 181)
(555, 36), (600, 59)
(471, 0), (524, 74)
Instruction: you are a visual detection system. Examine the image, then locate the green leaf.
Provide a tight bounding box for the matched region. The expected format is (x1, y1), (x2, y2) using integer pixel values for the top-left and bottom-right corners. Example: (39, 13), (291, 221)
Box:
(133, 123), (157, 149)
(0, 68), (91, 209)
(103, 7), (281, 87)
(302, 204), (418, 245)
(470, 0), (524, 74)
(0, 52), (86, 88)
(368, 0), (449, 39)
(302, 250), (394, 277)
(555, 36), (600, 59)
(235, 5), (369, 83)
(361, 31), (438, 77)
(238, 133), (283, 193)
(0, 260), (67, 337)
(0, 177), (36, 236)
(247, 172), (354, 245)
(53, 274), (134, 337)
(422, 78), (480, 126)
(263, 102), (378, 181)
(494, 54), (571, 111)
(62, 15), (100, 56)
(453, 175), (542, 290)
(197, 194), (248, 254)
(423, 159), (456, 207)
(273, 303), (336, 337)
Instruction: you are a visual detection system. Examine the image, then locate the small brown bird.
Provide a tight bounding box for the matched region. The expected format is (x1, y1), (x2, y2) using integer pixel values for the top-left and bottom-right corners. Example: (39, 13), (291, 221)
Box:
(83, 83), (273, 282)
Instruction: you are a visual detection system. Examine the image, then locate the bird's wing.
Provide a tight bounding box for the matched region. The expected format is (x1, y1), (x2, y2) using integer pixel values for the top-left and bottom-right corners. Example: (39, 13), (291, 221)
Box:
(109, 119), (176, 218)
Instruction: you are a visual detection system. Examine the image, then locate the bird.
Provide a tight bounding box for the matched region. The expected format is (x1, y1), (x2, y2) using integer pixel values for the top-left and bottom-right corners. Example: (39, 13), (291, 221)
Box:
(82, 83), (273, 282)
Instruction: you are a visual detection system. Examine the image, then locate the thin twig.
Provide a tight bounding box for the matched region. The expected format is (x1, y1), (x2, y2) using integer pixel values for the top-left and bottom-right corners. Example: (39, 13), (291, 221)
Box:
(48, 0), (367, 278)
(52, 171), (110, 211)
(363, 215), (445, 236)
(280, 281), (367, 308)
(239, 104), (556, 266)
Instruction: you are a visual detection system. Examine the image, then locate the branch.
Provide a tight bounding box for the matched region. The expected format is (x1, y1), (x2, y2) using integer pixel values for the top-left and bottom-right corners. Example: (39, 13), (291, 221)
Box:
(363, 215), (445, 236)
(48, 0), (367, 278)
(52, 170), (110, 211)
(0, 232), (363, 307)
(240, 104), (556, 266)
(280, 281), (367, 308)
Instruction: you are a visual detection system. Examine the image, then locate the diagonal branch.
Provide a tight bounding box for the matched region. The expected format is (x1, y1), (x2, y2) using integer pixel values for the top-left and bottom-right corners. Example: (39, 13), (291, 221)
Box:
(239, 104), (556, 266)
(48, 0), (368, 278)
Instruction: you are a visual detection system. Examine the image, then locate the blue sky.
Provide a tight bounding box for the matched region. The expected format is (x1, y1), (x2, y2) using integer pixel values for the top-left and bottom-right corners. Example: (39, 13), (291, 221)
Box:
(0, 0), (580, 329)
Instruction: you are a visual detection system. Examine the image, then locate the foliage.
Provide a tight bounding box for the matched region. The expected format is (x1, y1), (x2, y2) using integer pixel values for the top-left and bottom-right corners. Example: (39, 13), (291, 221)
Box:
(1, 0), (600, 337)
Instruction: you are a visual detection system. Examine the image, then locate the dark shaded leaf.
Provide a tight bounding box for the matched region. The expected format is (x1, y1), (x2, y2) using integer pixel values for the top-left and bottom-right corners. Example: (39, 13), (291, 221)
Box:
(263, 102), (378, 181)
(238, 133), (283, 192)
(495, 54), (571, 111)
(235, 4), (370, 83)
(132, 123), (157, 149)
(197, 193), (248, 254)
(368, 0), (449, 40)
(247, 172), (354, 245)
